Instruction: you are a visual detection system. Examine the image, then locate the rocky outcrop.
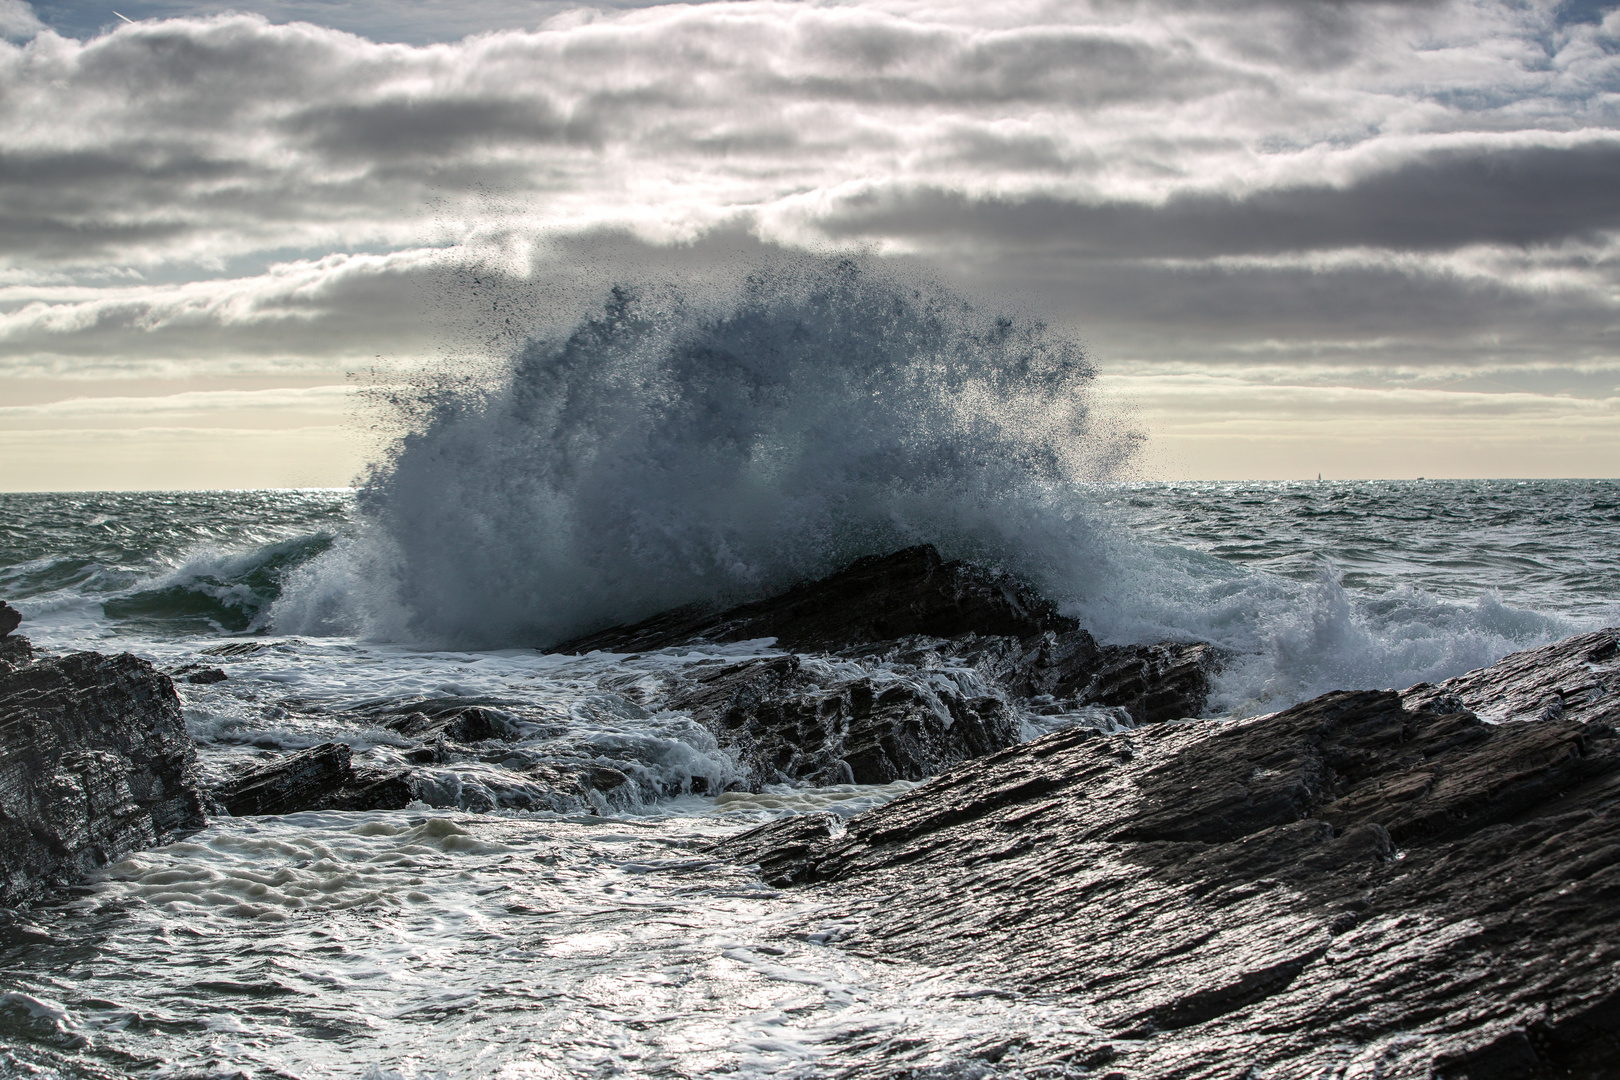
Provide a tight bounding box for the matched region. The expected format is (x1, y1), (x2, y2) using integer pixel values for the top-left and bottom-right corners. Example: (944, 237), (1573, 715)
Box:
(717, 632), (1620, 1078)
(561, 546), (1219, 789)
(0, 643), (208, 908)
(555, 545), (1077, 654)
(1403, 627), (1619, 725)
(166, 663), (228, 685)
(0, 634), (32, 672)
(0, 601), (20, 639)
(375, 701), (518, 743)
(213, 743), (413, 816)
(657, 655), (1018, 785)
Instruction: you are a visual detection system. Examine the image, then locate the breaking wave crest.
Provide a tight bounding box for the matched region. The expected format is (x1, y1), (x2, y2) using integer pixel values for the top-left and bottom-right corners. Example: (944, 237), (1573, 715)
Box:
(106, 533), (335, 633)
(276, 260), (1141, 648)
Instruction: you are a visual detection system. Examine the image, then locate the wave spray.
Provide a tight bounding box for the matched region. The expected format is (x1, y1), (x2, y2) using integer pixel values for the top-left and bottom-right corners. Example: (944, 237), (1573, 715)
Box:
(279, 259), (1141, 648)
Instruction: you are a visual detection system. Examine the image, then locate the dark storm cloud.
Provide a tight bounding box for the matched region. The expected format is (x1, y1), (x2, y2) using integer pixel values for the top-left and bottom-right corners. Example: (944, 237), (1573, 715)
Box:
(284, 96), (600, 158)
(814, 140), (1620, 257)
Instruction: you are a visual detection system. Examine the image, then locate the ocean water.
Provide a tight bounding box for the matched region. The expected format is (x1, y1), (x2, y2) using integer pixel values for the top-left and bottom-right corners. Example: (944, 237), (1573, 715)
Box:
(3, 481), (1616, 1078)
(2, 267), (1617, 1076)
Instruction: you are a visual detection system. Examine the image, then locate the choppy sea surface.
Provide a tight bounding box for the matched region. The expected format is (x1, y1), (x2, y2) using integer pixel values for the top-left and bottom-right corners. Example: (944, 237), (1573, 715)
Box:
(1, 480), (1616, 1078)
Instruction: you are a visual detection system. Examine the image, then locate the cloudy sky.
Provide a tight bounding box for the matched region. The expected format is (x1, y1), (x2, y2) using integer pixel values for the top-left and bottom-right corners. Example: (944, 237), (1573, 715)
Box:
(2, 0), (1617, 489)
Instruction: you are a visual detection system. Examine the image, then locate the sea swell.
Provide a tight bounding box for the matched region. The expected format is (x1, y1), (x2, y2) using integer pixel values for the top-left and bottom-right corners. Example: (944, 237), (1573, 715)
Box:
(104, 533), (335, 633)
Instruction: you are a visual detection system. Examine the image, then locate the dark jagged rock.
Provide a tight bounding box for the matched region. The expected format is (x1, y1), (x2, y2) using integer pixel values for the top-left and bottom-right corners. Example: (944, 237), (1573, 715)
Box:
(378, 702), (517, 743)
(0, 644), (208, 908)
(555, 545), (1078, 654)
(559, 547), (1218, 786)
(0, 601), (20, 638)
(1403, 627), (1619, 725)
(661, 655), (1019, 785)
(166, 662), (228, 685)
(213, 743), (413, 816)
(879, 631), (1219, 726)
(0, 635), (32, 672)
(717, 665), (1620, 1076)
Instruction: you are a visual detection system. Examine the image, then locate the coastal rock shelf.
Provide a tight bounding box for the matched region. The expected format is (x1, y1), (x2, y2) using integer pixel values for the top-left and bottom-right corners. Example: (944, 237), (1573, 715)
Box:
(0, 640), (209, 908)
(1403, 627), (1620, 725)
(717, 628), (1620, 1078)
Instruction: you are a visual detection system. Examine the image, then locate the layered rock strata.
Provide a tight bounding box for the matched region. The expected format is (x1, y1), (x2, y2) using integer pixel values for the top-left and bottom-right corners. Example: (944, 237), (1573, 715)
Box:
(0, 642), (209, 908)
(1404, 627), (1620, 725)
(652, 654), (1018, 785)
(716, 628), (1620, 1078)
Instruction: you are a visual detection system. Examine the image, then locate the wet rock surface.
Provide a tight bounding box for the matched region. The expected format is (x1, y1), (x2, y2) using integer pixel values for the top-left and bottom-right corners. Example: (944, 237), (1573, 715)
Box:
(0, 641), (208, 908)
(562, 546), (1219, 790)
(213, 742), (413, 816)
(1403, 627), (1620, 725)
(655, 654), (1019, 785)
(717, 631), (1620, 1078)
(0, 635), (32, 672)
(555, 545), (1077, 654)
(166, 662), (228, 685)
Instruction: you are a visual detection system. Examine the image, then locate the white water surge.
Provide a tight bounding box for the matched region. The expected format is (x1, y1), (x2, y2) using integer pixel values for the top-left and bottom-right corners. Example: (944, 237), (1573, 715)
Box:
(3, 263), (1619, 1078)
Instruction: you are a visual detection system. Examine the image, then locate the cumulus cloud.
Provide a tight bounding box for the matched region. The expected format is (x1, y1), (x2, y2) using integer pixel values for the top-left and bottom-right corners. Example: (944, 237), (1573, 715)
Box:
(0, 0), (42, 40)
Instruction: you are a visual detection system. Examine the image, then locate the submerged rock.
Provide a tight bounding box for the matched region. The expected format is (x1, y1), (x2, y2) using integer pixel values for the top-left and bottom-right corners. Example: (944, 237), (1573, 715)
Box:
(213, 743), (413, 816)
(0, 642), (208, 908)
(717, 628), (1620, 1077)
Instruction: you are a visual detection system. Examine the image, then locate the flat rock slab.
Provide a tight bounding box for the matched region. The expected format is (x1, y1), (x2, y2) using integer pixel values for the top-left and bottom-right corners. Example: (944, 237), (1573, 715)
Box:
(718, 676), (1620, 1077)
(0, 644), (208, 908)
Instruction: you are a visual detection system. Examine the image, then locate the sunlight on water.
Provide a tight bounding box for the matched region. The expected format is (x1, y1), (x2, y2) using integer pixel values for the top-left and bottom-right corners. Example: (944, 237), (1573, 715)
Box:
(4, 812), (1104, 1078)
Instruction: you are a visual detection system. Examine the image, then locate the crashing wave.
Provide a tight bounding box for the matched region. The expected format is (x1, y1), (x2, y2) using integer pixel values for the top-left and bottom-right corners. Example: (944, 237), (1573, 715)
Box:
(277, 259), (1140, 648)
